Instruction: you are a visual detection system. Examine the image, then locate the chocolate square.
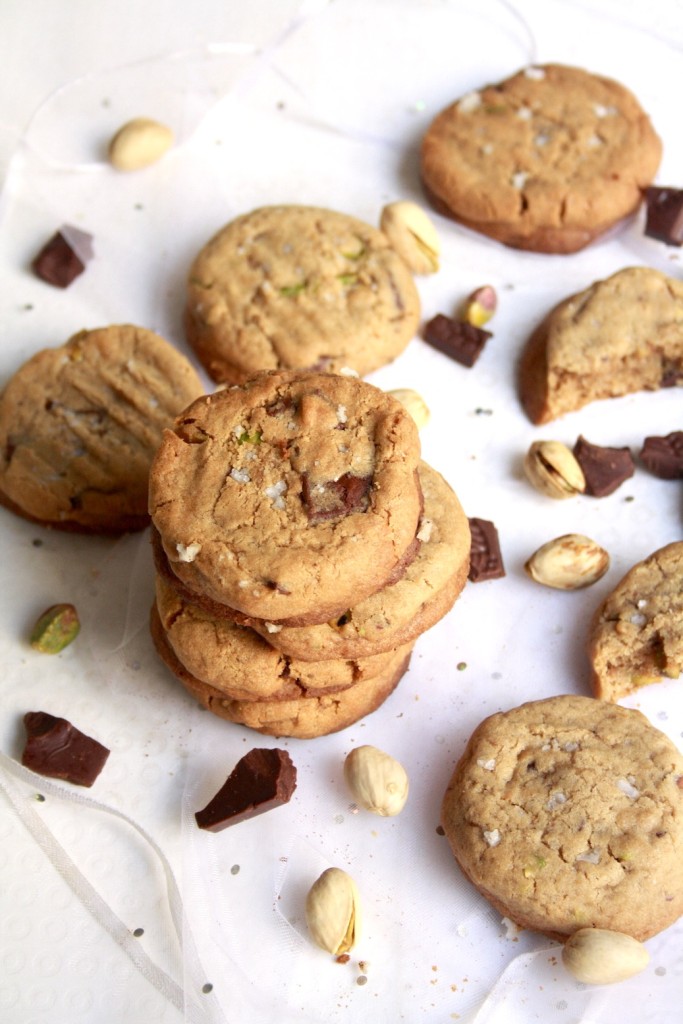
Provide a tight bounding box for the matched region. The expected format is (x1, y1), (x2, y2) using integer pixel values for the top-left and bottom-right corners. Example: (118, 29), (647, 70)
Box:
(640, 431), (683, 479)
(32, 225), (94, 288)
(195, 748), (297, 832)
(643, 187), (683, 246)
(467, 517), (505, 582)
(573, 436), (635, 497)
(423, 314), (492, 367)
(22, 711), (110, 787)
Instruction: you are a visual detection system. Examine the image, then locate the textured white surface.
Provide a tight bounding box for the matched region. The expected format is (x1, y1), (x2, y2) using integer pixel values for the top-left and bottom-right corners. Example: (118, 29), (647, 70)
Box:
(0, 2), (682, 1022)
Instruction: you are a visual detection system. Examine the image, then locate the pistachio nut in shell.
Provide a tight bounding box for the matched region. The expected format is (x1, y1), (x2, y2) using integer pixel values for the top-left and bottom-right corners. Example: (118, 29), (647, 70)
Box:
(305, 867), (361, 955)
(524, 440), (586, 499)
(524, 534), (609, 590)
(380, 200), (440, 274)
(344, 744), (409, 816)
(30, 603), (81, 653)
(387, 388), (430, 430)
(562, 928), (650, 985)
(108, 117), (174, 171)
(461, 285), (497, 327)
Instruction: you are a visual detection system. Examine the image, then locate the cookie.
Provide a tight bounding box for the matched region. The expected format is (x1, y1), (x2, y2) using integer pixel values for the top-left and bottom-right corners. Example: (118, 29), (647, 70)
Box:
(184, 204), (421, 383)
(0, 325), (203, 533)
(148, 370), (423, 624)
(421, 64), (661, 253)
(150, 603), (412, 738)
(249, 461), (470, 660)
(518, 267), (683, 424)
(441, 695), (683, 941)
(588, 541), (683, 701)
(154, 573), (412, 700)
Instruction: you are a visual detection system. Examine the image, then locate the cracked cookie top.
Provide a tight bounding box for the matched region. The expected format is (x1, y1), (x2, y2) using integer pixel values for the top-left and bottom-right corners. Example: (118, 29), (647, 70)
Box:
(0, 324), (203, 533)
(148, 370), (423, 624)
(441, 695), (683, 941)
(184, 204), (421, 383)
(421, 64), (661, 253)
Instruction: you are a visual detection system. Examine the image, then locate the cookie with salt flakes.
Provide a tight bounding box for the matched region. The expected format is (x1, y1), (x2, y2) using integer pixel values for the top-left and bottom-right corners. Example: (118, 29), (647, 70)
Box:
(421, 64), (661, 253)
(588, 541), (683, 702)
(185, 204), (420, 383)
(518, 266), (683, 423)
(148, 370), (423, 626)
(441, 695), (683, 942)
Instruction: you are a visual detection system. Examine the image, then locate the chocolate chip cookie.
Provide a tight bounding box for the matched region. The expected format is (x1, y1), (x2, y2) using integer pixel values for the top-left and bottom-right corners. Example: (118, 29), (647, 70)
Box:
(148, 370), (423, 624)
(248, 461), (470, 660)
(518, 267), (683, 423)
(441, 695), (683, 941)
(184, 205), (421, 383)
(588, 541), (683, 701)
(0, 325), (203, 533)
(421, 64), (661, 253)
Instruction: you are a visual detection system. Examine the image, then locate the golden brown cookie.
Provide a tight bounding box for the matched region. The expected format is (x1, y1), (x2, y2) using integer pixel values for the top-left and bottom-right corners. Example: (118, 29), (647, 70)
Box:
(148, 371), (423, 625)
(154, 573), (412, 701)
(518, 267), (683, 423)
(421, 64), (661, 253)
(150, 603), (412, 738)
(248, 461), (470, 660)
(184, 205), (421, 383)
(0, 325), (203, 533)
(588, 541), (683, 701)
(441, 695), (683, 941)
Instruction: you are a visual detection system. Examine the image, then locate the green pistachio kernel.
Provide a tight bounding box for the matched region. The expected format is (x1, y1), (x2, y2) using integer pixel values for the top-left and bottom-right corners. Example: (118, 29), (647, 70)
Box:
(341, 246), (366, 261)
(279, 282), (307, 297)
(338, 273), (358, 286)
(237, 429), (262, 445)
(30, 603), (81, 654)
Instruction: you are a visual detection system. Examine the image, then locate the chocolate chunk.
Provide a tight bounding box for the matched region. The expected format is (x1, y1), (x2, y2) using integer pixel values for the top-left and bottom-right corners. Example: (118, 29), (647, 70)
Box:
(195, 748), (297, 832)
(640, 431), (683, 479)
(301, 472), (372, 522)
(643, 187), (683, 246)
(22, 711), (110, 787)
(572, 436), (635, 497)
(661, 360), (683, 388)
(467, 518), (505, 582)
(32, 225), (94, 288)
(423, 314), (492, 367)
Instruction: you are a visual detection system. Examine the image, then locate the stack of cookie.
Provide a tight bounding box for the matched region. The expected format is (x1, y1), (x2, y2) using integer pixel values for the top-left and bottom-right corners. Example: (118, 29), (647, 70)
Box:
(148, 370), (471, 738)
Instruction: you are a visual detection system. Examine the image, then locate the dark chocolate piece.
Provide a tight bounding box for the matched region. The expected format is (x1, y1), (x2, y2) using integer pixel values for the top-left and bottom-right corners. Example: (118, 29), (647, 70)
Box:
(195, 748), (297, 832)
(640, 431), (683, 479)
(301, 472), (372, 522)
(573, 436), (635, 497)
(643, 187), (683, 246)
(22, 711), (110, 787)
(423, 314), (492, 367)
(32, 225), (94, 288)
(467, 518), (505, 582)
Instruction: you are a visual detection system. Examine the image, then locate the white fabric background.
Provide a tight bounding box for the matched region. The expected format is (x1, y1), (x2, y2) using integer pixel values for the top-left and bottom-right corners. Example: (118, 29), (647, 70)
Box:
(0, 2), (682, 1021)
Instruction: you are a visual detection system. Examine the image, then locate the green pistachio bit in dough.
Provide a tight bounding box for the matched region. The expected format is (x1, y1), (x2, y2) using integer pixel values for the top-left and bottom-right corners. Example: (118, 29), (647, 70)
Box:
(338, 273), (359, 287)
(237, 429), (262, 445)
(341, 246), (366, 261)
(30, 603), (81, 653)
(279, 282), (307, 297)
